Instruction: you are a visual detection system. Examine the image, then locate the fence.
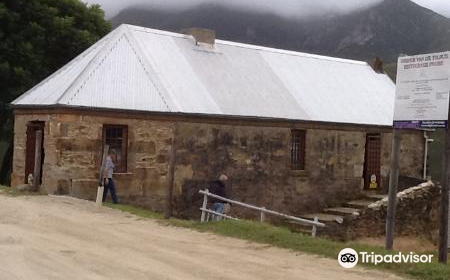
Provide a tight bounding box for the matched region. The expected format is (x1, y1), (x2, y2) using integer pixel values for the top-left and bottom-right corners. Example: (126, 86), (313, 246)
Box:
(199, 189), (325, 237)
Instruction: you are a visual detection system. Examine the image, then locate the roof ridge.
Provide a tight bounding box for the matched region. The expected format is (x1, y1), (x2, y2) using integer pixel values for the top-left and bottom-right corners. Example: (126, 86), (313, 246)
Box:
(124, 24), (368, 66)
(11, 33), (111, 105)
(56, 25), (128, 104)
(123, 25), (177, 112)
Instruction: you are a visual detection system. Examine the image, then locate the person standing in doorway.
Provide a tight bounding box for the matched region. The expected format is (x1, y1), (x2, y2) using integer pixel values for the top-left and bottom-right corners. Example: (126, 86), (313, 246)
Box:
(209, 174), (229, 221)
(102, 149), (119, 204)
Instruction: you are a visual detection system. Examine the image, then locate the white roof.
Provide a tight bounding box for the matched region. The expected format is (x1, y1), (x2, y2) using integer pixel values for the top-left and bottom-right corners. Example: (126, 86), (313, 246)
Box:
(13, 24), (395, 126)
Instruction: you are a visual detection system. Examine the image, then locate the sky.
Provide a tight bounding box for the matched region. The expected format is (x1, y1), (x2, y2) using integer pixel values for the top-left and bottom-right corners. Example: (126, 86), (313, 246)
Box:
(413, 0), (450, 17)
(84, 0), (450, 19)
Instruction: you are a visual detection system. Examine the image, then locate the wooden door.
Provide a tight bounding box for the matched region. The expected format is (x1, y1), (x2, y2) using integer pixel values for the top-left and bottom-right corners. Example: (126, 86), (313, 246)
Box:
(363, 134), (381, 190)
(24, 122), (45, 184)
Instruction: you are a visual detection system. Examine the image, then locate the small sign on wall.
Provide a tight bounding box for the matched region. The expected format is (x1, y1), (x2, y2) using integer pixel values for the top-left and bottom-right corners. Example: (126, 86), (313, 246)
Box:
(369, 174), (378, 189)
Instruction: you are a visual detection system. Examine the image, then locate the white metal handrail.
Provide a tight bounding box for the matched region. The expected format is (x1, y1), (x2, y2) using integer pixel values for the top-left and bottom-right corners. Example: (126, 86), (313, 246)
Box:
(200, 208), (239, 221)
(199, 189), (325, 237)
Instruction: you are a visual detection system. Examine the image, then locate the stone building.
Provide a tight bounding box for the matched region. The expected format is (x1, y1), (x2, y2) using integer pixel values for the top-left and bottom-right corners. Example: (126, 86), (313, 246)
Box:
(11, 25), (424, 218)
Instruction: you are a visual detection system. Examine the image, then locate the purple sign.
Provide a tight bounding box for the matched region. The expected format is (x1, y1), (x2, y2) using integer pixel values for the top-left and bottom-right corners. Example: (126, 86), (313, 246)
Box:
(393, 120), (447, 129)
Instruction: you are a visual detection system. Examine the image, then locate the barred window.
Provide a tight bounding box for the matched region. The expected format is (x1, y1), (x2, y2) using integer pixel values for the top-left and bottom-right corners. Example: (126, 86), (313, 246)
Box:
(103, 125), (128, 173)
(291, 130), (306, 170)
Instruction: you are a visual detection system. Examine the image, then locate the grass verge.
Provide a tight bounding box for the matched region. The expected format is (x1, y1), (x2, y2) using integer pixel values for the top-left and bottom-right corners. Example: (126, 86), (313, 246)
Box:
(0, 185), (44, 196)
(105, 203), (450, 280)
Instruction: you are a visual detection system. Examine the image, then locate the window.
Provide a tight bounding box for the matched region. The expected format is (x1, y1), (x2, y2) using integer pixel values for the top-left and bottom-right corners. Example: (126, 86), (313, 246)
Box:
(103, 125), (128, 173)
(291, 129), (305, 170)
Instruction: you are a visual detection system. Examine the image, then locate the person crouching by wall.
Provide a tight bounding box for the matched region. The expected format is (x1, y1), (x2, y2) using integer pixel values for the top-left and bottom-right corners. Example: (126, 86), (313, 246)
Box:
(102, 149), (119, 204)
(209, 174), (229, 221)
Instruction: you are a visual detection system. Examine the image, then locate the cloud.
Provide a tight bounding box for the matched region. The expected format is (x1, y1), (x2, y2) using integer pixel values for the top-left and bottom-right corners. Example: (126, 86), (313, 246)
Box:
(85, 0), (384, 19)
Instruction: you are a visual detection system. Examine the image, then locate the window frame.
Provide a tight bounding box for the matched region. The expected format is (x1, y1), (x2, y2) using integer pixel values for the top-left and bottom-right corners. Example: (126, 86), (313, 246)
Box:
(102, 124), (128, 173)
(290, 129), (306, 170)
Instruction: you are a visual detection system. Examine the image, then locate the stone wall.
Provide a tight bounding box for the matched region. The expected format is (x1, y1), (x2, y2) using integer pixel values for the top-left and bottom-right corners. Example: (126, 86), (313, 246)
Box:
(12, 111), (424, 219)
(321, 181), (440, 241)
(171, 123), (424, 219)
(380, 132), (425, 192)
(12, 113), (173, 212)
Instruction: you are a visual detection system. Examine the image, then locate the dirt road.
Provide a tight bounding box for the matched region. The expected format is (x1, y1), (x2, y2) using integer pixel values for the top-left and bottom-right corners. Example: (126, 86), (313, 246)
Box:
(0, 195), (403, 280)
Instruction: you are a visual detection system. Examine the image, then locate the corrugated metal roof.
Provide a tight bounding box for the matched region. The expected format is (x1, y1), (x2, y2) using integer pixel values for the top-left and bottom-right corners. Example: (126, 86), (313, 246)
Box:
(12, 24), (396, 126)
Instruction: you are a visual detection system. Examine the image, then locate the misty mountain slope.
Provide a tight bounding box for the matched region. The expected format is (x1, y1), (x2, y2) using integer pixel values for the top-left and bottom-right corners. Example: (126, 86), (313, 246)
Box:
(111, 5), (307, 49)
(308, 0), (450, 60)
(111, 0), (450, 62)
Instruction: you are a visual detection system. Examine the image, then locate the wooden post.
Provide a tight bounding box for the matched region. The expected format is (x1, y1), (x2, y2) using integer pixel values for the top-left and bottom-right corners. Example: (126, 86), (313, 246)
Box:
(260, 207), (266, 223)
(438, 112), (450, 263)
(200, 189), (208, 222)
(386, 129), (401, 250)
(32, 130), (43, 192)
(96, 145), (109, 206)
(312, 217), (319, 237)
(165, 123), (178, 219)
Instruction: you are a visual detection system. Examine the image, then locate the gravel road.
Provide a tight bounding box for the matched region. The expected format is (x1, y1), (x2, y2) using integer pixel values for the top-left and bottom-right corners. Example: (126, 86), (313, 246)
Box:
(0, 194), (404, 280)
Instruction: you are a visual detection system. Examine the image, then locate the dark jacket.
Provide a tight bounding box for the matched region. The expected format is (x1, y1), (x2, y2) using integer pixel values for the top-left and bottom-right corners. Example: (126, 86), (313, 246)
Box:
(209, 180), (227, 203)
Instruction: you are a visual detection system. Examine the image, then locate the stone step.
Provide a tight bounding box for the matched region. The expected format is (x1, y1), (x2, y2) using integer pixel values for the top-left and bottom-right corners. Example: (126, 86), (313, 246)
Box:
(345, 200), (374, 209)
(364, 194), (387, 202)
(300, 213), (344, 224)
(324, 207), (360, 217)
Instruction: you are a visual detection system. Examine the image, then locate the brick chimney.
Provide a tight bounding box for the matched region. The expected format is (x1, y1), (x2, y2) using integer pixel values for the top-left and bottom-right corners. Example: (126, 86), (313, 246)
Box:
(181, 27), (216, 46)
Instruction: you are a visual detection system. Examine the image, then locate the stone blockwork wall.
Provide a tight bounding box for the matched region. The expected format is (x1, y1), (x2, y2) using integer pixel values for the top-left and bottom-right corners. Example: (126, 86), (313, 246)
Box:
(12, 111), (424, 218)
(380, 132), (424, 192)
(172, 123), (424, 219)
(12, 113), (173, 212)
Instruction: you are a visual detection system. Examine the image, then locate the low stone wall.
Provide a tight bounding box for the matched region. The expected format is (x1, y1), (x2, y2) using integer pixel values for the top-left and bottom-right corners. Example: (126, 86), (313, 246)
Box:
(321, 181), (440, 241)
(397, 176), (427, 192)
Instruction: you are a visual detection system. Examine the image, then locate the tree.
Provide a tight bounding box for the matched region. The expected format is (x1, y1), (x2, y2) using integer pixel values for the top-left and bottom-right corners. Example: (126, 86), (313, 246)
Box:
(0, 0), (111, 184)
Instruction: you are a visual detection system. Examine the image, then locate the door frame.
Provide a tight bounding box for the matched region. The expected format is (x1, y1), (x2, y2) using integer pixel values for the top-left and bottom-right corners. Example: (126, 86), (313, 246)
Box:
(24, 121), (45, 184)
(363, 133), (382, 190)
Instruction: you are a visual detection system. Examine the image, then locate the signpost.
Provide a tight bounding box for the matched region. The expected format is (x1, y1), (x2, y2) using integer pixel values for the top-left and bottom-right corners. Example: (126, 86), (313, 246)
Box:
(394, 51), (450, 129)
(391, 51), (450, 263)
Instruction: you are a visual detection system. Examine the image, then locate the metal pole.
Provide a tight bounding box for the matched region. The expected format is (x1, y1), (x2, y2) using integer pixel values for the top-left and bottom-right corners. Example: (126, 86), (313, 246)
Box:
(200, 189), (208, 223)
(386, 129), (401, 250)
(423, 131), (428, 180)
(312, 217), (318, 237)
(260, 207), (266, 223)
(438, 121), (450, 263)
(165, 123), (178, 219)
(96, 145), (109, 207)
(32, 130), (43, 192)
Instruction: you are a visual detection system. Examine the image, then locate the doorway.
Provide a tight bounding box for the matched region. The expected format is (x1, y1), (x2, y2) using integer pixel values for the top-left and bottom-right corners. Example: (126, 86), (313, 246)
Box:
(24, 121), (45, 184)
(363, 133), (381, 190)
